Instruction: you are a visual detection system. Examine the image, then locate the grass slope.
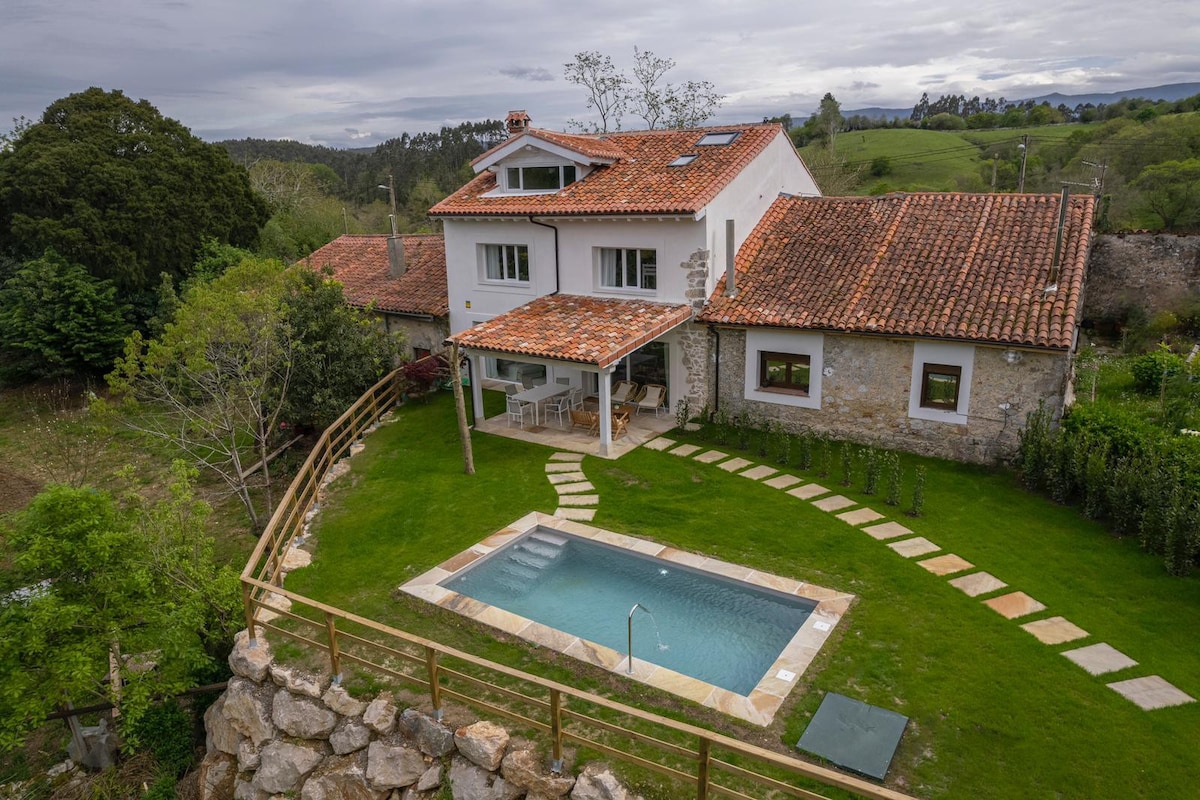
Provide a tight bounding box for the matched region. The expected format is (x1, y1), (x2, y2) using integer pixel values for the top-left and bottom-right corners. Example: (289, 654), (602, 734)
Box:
(290, 392), (1200, 800)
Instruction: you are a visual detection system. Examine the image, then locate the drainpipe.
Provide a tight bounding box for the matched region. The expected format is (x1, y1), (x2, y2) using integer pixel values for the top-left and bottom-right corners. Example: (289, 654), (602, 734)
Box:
(528, 216), (560, 295)
(708, 324), (721, 419)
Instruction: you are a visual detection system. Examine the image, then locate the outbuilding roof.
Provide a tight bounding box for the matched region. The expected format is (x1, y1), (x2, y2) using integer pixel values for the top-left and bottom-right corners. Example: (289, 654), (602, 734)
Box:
(300, 234), (448, 318)
(699, 193), (1095, 350)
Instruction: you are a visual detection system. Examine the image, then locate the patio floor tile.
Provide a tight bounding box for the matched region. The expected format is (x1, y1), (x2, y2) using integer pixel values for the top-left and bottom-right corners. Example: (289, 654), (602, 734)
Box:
(836, 507), (885, 526)
(812, 495), (856, 512)
(555, 481), (595, 494)
(1107, 675), (1196, 710)
(1020, 616), (1089, 645)
(764, 474), (803, 490)
(642, 438), (675, 451)
(918, 554), (974, 576)
(740, 465), (778, 480)
(718, 457), (754, 472)
(557, 494), (600, 507)
(694, 450), (729, 464)
(948, 572), (1007, 597)
(546, 472), (587, 484)
(862, 521), (913, 540)
(983, 591), (1047, 619)
(1062, 643), (1138, 675)
(669, 444), (702, 457)
(787, 483), (829, 500)
(549, 452), (585, 462)
(554, 507), (596, 521)
(545, 462), (582, 473)
(886, 537), (940, 558)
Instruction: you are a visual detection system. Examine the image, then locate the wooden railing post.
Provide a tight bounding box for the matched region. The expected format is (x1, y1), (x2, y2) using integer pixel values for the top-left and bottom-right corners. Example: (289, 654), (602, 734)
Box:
(425, 647), (443, 720)
(697, 738), (711, 800)
(550, 689), (564, 772)
(242, 582), (257, 643)
(325, 612), (342, 683)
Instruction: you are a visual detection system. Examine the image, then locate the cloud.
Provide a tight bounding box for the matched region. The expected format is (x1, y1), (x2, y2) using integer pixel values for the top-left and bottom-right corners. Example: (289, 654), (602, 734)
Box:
(344, 128), (373, 140)
(846, 81), (880, 91)
(499, 66), (556, 82)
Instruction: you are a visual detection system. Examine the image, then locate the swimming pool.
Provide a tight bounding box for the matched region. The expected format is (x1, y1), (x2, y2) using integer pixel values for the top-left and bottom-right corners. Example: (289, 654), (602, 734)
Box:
(400, 513), (854, 725)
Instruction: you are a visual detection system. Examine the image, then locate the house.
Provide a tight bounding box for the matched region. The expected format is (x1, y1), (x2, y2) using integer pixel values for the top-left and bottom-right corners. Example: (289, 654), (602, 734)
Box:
(698, 192), (1096, 462)
(434, 111), (820, 452)
(301, 233), (449, 358)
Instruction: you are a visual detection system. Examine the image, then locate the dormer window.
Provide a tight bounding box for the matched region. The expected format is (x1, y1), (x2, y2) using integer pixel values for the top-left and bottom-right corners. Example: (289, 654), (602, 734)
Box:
(506, 165), (577, 192)
(696, 131), (740, 146)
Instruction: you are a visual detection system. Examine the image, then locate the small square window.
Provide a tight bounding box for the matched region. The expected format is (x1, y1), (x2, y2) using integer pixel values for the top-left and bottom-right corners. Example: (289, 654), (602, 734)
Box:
(920, 364), (961, 410)
(669, 154), (698, 166)
(759, 351), (810, 395)
(483, 244), (530, 283)
(696, 131), (739, 146)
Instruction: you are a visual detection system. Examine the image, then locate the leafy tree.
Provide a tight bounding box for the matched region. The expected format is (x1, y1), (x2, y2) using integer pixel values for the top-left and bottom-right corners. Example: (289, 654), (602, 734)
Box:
(1133, 158), (1200, 230)
(0, 467), (241, 750)
(564, 51), (628, 133)
(0, 88), (269, 297)
(0, 249), (131, 382)
(816, 93), (844, 147)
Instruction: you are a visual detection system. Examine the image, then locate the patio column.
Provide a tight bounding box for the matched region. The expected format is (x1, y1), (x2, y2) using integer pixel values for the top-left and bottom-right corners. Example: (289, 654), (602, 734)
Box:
(598, 367), (613, 457)
(470, 354), (484, 424)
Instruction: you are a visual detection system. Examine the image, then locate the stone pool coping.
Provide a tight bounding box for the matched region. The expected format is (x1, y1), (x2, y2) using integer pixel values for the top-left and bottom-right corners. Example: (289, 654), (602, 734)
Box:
(399, 511), (855, 726)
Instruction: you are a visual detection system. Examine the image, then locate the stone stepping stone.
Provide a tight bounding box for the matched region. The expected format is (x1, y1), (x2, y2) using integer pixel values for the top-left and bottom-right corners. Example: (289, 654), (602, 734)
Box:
(787, 483), (829, 500)
(1107, 675), (1196, 710)
(282, 547), (312, 571)
(549, 452), (584, 462)
(557, 494), (600, 507)
(739, 465), (778, 480)
(918, 554), (974, 576)
(545, 462), (582, 473)
(886, 537), (940, 558)
(554, 507), (596, 521)
(764, 474), (803, 490)
(1020, 616), (1089, 645)
(694, 450), (729, 464)
(718, 457), (753, 472)
(836, 507), (885, 526)
(643, 438), (675, 452)
(812, 495), (856, 512)
(948, 572), (1007, 597)
(554, 481), (595, 494)
(983, 591), (1046, 619)
(1062, 643), (1138, 676)
(862, 521), (913, 540)
(547, 472), (587, 484)
(668, 443), (702, 457)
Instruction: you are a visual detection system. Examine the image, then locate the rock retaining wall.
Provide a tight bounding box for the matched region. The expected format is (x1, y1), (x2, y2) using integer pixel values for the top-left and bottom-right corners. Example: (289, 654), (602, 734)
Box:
(200, 633), (640, 800)
(1083, 233), (1200, 326)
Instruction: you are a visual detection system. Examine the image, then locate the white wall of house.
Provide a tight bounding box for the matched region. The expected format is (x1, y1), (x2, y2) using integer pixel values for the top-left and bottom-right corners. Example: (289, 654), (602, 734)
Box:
(445, 218), (555, 335)
(555, 218), (705, 302)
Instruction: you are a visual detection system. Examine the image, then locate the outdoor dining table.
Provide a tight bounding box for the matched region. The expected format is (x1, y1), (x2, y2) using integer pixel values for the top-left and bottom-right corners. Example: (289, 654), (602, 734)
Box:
(511, 383), (569, 425)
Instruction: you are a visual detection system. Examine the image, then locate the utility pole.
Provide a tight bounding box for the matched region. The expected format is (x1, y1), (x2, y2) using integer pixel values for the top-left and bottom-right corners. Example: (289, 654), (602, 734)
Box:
(1082, 159), (1108, 196)
(378, 173), (399, 236)
(991, 154), (999, 191)
(1017, 135), (1029, 193)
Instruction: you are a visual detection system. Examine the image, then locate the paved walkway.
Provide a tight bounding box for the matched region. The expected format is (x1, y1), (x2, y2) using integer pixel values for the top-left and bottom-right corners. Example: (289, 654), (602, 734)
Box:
(546, 451), (598, 521)
(641, 436), (1196, 712)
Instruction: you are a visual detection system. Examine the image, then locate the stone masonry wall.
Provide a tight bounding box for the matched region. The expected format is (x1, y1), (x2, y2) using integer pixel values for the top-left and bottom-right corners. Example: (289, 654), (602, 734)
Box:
(198, 632), (640, 800)
(383, 315), (451, 357)
(715, 330), (1071, 463)
(1083, 233), (1200, 326)
(675, 249), (713, 413)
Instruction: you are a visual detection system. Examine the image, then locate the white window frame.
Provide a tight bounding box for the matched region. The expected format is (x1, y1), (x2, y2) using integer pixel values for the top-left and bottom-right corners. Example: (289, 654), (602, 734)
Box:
(480, 244), (530, 284)
(908, 341), (974, 425)
(504, 164), (577, 193)
(744, 330), (823, 409)
(597, 247), (657, 294)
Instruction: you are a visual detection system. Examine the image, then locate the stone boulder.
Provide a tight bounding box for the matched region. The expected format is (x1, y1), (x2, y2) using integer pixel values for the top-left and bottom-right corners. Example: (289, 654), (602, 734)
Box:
(364, 741), (426, 791)
(273, 690), (340, 739)
(324, 684), (368, 717)
(330, 719), (372, 755)
(501, 748), (575, 797)
(447, 757), (523, 800)
(570, 764), (637, 800)
(229, 629), (273, 682)
(400, 709), (456, 757)
(222, 678), (276, 746)
(270, 663), (326, 699)
(203, 694), (240, 755)
(195, 751), (237, 800)
(454, 721), (509, 771)
(363, 693), (398, 735)
(301, 753), (386, 800)
(416, 764), (441, 792)
(237, 740), (260, 771)
(252, 741), (325, 794)
(234, 777), (267, 800)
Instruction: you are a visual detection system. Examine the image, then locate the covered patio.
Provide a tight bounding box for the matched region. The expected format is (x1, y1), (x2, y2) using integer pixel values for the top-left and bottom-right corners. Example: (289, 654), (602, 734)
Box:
(450, 294), (693, 458)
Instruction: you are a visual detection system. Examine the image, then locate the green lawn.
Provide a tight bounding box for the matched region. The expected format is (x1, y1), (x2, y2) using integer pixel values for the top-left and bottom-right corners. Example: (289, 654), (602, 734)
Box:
(287, 392), (1200, 800)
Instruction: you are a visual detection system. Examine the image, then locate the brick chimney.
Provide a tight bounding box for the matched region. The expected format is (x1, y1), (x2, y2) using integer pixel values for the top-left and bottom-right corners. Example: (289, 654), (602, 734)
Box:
(505, 110), (532, 137)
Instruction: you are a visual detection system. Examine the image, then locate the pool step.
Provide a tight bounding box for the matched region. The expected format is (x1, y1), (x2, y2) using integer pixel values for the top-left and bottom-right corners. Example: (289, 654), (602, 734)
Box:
(492, 533), (570, 590)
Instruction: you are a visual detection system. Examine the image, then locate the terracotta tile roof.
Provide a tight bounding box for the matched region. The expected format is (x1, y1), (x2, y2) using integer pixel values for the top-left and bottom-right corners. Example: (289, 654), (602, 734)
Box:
(301, 234), (447, 318)
(449, 294), (693, 368)
(700, 193), (1095, 350)
(434, 123), (783, 218)
(470, 128), (628, 166)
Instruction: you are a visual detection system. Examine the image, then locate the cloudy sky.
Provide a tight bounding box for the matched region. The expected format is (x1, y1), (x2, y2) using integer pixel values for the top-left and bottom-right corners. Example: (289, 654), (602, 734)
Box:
(3, 0), (1196, 148)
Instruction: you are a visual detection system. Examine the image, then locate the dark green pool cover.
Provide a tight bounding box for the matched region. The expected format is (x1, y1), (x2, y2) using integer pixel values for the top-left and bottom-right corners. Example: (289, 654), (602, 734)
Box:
(796, 692), (908, 780)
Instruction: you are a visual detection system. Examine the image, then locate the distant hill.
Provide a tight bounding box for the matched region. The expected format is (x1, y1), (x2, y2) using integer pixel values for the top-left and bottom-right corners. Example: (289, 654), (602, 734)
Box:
(842, 82), (1200, 121)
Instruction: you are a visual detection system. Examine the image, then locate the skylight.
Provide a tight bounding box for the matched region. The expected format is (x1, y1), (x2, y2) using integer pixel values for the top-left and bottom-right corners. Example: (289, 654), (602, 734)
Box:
(696, 131), (740, 146)
(669, 154), (698, 167)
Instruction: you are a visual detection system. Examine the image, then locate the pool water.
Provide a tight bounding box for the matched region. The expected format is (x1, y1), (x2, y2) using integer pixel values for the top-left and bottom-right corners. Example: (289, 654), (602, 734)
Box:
(441, 528), (816, 696)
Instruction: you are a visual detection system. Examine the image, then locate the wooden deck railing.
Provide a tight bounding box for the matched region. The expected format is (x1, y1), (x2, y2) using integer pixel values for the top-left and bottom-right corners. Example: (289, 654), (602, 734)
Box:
(239, 370), (920, 800)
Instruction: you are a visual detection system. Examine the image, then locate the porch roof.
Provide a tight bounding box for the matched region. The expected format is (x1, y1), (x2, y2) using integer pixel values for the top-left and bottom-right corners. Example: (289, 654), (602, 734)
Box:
(449, 294), (693, 369)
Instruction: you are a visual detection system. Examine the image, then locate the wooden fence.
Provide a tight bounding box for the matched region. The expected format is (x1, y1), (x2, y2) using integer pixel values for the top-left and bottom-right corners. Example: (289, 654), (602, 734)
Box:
(240, 369), (920, 800)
